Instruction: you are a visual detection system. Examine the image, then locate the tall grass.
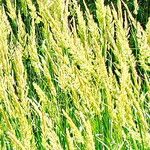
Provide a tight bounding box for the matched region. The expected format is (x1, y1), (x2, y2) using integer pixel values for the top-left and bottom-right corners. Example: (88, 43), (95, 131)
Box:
(0, 0), (149, 149)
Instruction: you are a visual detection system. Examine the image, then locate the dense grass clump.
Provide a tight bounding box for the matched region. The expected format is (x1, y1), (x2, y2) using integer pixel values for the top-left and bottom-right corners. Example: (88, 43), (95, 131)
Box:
(0, 0), (150, 149)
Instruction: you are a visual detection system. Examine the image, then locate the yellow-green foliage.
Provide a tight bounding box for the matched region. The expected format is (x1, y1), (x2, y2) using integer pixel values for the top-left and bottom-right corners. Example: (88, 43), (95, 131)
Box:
(0, 0), (149, 149)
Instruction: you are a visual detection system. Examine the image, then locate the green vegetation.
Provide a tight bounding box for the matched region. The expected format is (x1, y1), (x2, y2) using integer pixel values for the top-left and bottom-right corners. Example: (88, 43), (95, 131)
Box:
(0, 0), (150, 149)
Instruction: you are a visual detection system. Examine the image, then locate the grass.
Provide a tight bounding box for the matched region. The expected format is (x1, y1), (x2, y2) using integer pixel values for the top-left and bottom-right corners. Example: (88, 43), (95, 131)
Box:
(0, 0), (150, 149)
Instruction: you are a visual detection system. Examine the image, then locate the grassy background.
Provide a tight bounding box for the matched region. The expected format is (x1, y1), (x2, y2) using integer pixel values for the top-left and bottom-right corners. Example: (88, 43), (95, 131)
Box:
(80, 0), (150, 28)
(0, 0), (150, 149)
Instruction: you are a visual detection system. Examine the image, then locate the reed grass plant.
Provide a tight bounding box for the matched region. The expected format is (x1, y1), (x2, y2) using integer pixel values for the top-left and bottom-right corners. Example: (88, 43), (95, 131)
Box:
(0, 0), (149, 149)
